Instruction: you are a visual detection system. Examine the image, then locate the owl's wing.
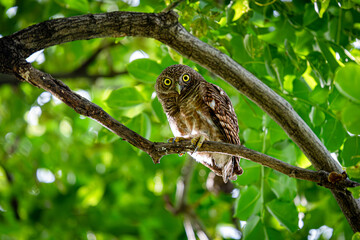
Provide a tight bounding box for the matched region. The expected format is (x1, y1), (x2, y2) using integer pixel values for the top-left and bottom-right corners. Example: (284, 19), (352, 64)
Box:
(201, 82), (240, 145)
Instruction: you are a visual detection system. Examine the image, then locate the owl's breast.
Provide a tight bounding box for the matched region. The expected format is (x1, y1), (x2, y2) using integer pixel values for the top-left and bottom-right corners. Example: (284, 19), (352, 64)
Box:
(167, 101), (223, 142)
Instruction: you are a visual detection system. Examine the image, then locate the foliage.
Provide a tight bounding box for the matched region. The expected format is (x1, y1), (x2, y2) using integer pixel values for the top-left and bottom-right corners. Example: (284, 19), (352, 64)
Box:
(0, 0), (360, 239)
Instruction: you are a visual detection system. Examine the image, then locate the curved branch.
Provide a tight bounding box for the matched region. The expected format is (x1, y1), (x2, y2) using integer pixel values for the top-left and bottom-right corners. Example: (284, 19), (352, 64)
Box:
(1, 10), (360, 232)
(12, 61), (359, 193)
(0, 11), (339, 172)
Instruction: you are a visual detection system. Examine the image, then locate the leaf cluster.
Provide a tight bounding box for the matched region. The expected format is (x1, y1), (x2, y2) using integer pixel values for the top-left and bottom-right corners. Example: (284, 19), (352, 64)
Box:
(0, 0), (360, 239)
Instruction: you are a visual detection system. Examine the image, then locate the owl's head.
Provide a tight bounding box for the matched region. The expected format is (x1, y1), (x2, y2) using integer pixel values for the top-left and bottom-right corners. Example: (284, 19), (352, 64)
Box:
(155, 64), (203, 97)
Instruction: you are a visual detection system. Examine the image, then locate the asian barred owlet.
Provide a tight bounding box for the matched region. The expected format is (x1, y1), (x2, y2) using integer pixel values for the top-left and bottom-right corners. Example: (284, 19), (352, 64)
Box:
(155, 64), (243, 183)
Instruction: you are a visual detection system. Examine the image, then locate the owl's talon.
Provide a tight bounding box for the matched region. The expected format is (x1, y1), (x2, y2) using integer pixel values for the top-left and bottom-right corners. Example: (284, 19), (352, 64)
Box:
(191, 135), (205, 153)
(168, 137), (190, 144)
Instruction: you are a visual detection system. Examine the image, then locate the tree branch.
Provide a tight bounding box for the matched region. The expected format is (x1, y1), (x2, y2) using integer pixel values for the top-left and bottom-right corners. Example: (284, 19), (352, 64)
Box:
(0, 11), (340, 172)
(162, 0), (185, 13)
(12, 61), (360, 193)
(1, 10), (360, 231)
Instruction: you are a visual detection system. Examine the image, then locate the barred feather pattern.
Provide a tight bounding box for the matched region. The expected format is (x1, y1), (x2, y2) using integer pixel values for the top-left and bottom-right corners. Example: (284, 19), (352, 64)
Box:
(155, 64), (243, 183)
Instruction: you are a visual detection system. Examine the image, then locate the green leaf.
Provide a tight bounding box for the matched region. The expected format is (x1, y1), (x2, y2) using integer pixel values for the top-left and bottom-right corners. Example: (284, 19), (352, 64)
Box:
(266, 199), (299, 232)
(309, 106), (325, 127)
(231, 35), (252, 63)
(127, 113), (151, 140)
(243, 128), (263, 152)
(77, 177), (105, 207)
(293, 77), (311, 99)
(317, 0), (330, 18)
(352, 232), (360, 240)
(309, 86), (329, 106)
(235, 185), (261, 220)
(0, 0), (15, 9)
(243, 216), (266, 240)
(62, 0), (89, 12)
(346, 165), (360, 179)
(307, 52), (329, 85)
(97, 127), (121, 144)
(105, 87), (144, 108)
(329, 88), (349, 111)
(267, 143), (297, 165)
(303, 3), (319, 26)
(151, 97), (167, 123)
(285, 39), (298, 67)
(236, 161), (261, 186)
(258, 20), (295, 44)
(267, 120), (288, 145)
(231, 1), (249, 21)
(127, 59), (163, 83)
(342, 137), (360, 167)
(317, 40), (340, 73)
(267, 171), (297, 201)
(321, 119), (346, 152)
(244, 34), (262, 59)
(335, 63), (360, 104)
(341, 103), (360, 135)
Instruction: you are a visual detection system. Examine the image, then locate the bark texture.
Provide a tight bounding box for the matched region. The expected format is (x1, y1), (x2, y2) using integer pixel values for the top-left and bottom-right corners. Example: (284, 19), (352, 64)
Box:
(0, 11), (359, 232)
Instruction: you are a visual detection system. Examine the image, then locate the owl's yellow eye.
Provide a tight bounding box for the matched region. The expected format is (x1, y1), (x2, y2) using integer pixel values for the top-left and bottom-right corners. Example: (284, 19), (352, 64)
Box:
(164, 78), (172, 86)
(182, 74), (190, 82)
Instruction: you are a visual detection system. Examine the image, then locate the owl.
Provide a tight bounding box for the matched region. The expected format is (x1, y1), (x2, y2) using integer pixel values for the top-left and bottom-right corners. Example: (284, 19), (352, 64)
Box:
(155, 64), (243, 183)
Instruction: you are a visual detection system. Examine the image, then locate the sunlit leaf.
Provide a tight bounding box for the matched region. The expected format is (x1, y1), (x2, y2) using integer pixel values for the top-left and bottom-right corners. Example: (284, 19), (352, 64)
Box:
(341, 103), (360, 135)
(353, 232), (360, 240)
(232, 1), (249, 21)
(317, 0), (330, 18)
(0, 0), (15, 9)
(335, 63), (360, 104)
(77, 177), (105, 207)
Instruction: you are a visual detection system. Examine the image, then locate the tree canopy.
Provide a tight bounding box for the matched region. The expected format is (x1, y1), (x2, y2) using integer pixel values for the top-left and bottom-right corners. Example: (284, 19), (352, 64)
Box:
(0, 0), (360, 239)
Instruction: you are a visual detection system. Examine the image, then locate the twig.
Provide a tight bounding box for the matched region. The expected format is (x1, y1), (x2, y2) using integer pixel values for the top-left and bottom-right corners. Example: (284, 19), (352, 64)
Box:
(12, 62), (360, 194)
(1, 10), (360, 231)
(162, 0), (185, 12)
(164, 157), (212, 240)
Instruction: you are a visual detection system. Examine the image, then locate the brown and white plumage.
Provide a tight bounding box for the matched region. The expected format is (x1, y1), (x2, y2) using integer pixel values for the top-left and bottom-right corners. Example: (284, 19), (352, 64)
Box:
(155, 64), (243, 183)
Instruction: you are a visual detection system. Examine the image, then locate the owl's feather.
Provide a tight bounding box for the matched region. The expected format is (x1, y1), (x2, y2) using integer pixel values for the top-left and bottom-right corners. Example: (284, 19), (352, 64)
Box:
(155, 64), (243, 183)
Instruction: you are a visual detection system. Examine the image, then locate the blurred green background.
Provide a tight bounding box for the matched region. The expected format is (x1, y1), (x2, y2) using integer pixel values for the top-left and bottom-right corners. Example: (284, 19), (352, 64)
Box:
(1, 0), (360, 239)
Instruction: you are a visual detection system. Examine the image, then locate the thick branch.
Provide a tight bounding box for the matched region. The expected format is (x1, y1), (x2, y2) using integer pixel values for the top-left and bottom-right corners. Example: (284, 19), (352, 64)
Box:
(0, 11), (340, 172)
(1, 10), (359, 232)
(12, 62), (360, 193)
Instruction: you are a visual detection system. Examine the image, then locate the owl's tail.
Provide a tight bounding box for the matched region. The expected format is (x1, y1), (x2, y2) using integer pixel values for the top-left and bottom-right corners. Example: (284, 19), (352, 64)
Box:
(222, 156), (243, 183)
(233, 156), (243, 175)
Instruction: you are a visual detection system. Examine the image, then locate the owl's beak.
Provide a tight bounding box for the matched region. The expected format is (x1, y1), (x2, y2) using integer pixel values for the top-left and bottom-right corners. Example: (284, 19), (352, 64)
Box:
(175, 83), (181, 94)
